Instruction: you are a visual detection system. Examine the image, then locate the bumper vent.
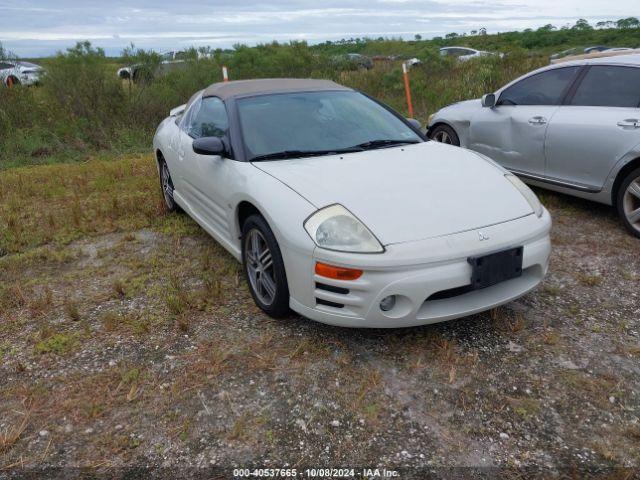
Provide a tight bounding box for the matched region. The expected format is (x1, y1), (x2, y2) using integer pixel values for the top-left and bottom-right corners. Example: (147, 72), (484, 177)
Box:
(315, 282), (349, 295)
(425, 284), (473, 302)
(315, 282), (348, 309)
(316, 298), (344, 309)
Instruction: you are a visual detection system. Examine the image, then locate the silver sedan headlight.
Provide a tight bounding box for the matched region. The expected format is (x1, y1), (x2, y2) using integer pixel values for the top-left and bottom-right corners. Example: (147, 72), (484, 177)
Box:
(304, 204), (384, 253)
(505, 174), (543, 217)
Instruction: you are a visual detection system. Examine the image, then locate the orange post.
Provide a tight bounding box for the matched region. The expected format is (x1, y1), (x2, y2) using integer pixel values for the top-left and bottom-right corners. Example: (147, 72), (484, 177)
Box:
(7, 76), (13, 88)
(402, 62), (414, 118)
(222, 66), (229, 82)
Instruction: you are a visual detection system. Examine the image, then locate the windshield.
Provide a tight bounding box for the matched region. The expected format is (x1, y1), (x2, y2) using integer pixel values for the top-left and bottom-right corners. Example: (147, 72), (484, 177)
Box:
(237, 90), (422, 160)
(18, 61), (40, 68)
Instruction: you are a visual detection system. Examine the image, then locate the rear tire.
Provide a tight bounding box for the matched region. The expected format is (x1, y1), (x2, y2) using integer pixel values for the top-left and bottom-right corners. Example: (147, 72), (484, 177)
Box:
(159, 159), (179, 212)
(617, 167), (640, 238)
(241, 214), (290, 318)
(6, 76), (20, 87)
(132, 67), (153, 84)
(429, 124), (460, 146)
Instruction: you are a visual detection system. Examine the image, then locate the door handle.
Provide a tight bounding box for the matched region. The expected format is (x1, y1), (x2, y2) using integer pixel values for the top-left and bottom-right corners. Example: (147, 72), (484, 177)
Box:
(617, 119), (640, 129)
(528, 116), (547, 125)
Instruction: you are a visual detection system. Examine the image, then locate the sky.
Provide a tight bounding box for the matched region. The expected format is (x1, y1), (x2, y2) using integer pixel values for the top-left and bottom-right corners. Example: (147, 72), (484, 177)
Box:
(0, 0), (638, 57)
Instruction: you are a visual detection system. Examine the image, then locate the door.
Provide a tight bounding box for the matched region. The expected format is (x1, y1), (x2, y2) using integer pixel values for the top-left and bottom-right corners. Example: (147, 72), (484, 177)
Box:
(545, 65), (640, 189)
(468, 66), (581, 176)
(178, 96), (232, 238)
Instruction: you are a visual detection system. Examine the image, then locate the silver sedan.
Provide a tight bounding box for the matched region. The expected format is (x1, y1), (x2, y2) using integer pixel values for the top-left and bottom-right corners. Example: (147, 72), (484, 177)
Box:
(428, 54), (640, 238)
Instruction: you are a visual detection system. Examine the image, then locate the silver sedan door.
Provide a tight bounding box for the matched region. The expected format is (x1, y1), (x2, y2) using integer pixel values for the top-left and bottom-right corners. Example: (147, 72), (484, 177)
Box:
(468, 66), (581, 177)
(544, 65), (640, 190)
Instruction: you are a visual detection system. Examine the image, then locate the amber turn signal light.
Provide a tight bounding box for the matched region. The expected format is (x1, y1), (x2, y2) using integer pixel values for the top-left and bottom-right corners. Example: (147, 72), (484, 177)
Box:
(315, 262), (363, 281)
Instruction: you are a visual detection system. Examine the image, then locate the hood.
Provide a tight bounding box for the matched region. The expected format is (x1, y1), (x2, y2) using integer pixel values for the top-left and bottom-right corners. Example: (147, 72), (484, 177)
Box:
(442, 98), (480, 113)
(253, 142), (534, 245)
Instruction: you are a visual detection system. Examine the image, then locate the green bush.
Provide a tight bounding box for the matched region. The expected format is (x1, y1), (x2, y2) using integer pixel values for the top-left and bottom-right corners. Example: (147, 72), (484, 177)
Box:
(0, 40), (544, 169)
(1, 20), (636, 169)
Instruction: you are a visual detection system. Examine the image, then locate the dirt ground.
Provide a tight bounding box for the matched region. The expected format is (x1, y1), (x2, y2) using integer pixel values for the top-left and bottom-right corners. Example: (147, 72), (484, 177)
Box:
(1, 157), (639, 478)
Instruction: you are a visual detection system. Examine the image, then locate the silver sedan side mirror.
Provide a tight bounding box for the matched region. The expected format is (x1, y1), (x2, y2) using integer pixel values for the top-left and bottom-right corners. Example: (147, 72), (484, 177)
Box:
(481, 93), (496, 108)
(406, 118), (421, 130)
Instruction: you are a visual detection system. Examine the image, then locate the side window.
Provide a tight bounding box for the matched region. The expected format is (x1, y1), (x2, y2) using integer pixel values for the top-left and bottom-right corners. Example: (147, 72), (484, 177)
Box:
(186, 97), (229, 139)
(570, 66), (640, 108)
(498, 67), (580, 106)
(179, 99), (199, 129)
(454, 48), (472, 57)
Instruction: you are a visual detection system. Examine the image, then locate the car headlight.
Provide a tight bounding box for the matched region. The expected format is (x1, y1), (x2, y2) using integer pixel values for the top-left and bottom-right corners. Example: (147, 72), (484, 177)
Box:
(304, 204), (384, 253)
(427, 113), (436, 126)
(505, 174), (543, 217)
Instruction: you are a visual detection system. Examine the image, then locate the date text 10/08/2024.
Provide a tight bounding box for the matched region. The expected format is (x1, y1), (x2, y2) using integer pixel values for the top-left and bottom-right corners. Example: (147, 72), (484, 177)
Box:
(233, 468), (400, 478)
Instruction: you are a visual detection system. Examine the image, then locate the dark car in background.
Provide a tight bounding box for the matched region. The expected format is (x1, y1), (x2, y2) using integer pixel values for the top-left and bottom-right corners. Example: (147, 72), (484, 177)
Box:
(331, 53), (373, 70)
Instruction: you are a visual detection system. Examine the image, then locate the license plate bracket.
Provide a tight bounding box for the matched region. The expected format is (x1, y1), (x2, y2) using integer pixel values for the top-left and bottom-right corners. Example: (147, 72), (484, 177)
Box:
(468, 246), (523, 290)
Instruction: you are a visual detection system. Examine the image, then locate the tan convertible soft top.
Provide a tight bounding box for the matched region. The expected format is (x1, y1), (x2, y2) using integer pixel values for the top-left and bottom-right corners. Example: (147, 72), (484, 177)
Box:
(202, 78), (351, 99)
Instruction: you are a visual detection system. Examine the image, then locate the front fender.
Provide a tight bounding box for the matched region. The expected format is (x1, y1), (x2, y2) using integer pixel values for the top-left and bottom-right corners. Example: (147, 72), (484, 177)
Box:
(428, 100), (480, 148)
(228, 164), (317, 255)
(228, 164), (318, 305)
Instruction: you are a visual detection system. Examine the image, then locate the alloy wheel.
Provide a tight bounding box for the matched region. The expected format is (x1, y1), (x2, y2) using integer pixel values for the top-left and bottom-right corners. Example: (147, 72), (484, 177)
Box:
(623, 176), (640, 234)
(244, 229), (276, 306)
(433, 130), (453, 144)
(161, 162), (175, 209)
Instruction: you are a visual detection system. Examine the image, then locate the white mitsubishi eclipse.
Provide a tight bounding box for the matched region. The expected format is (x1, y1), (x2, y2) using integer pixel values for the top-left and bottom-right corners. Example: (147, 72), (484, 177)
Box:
(153, 78), (551, 328)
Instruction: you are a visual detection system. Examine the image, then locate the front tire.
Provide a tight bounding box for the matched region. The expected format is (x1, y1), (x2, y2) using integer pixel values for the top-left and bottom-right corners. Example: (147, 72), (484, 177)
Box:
(617, 167), (640, 238)
(241, 215), (290, 318)
(429, 124), (460, 146)
(6, 76), (20, 87)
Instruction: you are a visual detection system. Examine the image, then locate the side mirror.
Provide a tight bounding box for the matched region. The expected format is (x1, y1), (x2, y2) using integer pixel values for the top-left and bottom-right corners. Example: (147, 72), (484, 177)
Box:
(406, 118), (422, 130)
(169, 103), (186, 117)
(481, 93), (496, 108)
(193, 136), (225, 156)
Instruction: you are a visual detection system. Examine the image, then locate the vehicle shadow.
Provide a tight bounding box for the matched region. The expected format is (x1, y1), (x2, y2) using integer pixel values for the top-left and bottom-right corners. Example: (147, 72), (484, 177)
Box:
(281, 300), (525, 362)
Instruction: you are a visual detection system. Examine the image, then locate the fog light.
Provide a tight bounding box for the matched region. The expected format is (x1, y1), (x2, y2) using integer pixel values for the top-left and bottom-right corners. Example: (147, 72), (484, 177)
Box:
(380, 295), (396, 312)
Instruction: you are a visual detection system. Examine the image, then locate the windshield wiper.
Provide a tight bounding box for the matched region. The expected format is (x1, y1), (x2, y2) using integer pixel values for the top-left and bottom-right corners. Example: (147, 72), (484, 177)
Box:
(352, 139), (421, 150)
(250, 147), (364, 162)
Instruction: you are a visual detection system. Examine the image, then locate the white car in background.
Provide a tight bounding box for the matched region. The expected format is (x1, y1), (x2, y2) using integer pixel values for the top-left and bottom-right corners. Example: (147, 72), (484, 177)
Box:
(428, 54), (640, 237)
(117, 50), (192, 81)
(153, 78), (551, 328)
(0, 60), (43, 86)
(439, 47), (502, 61)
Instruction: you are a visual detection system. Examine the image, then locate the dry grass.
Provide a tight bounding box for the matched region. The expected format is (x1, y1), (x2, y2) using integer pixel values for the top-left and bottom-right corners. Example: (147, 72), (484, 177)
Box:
(576, 272), (603, 287)
(64, 298), (81, 322)
(1, 153), (639, 468)
(0, 153), (161, 255)
(0, 409), (30, 455)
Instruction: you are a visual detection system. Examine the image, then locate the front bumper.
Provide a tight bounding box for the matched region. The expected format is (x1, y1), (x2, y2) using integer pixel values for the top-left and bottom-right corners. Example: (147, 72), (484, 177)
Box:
(289, 210), (551, 328)
(21, 74), (40, 86)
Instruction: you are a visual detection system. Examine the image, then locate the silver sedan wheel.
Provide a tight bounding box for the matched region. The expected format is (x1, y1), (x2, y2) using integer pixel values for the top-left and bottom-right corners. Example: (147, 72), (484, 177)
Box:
(623, 176), (640, 234)
(160, 162), (175, 209)
(244, 229), (276, 306)
(433, 130), (453, 144)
